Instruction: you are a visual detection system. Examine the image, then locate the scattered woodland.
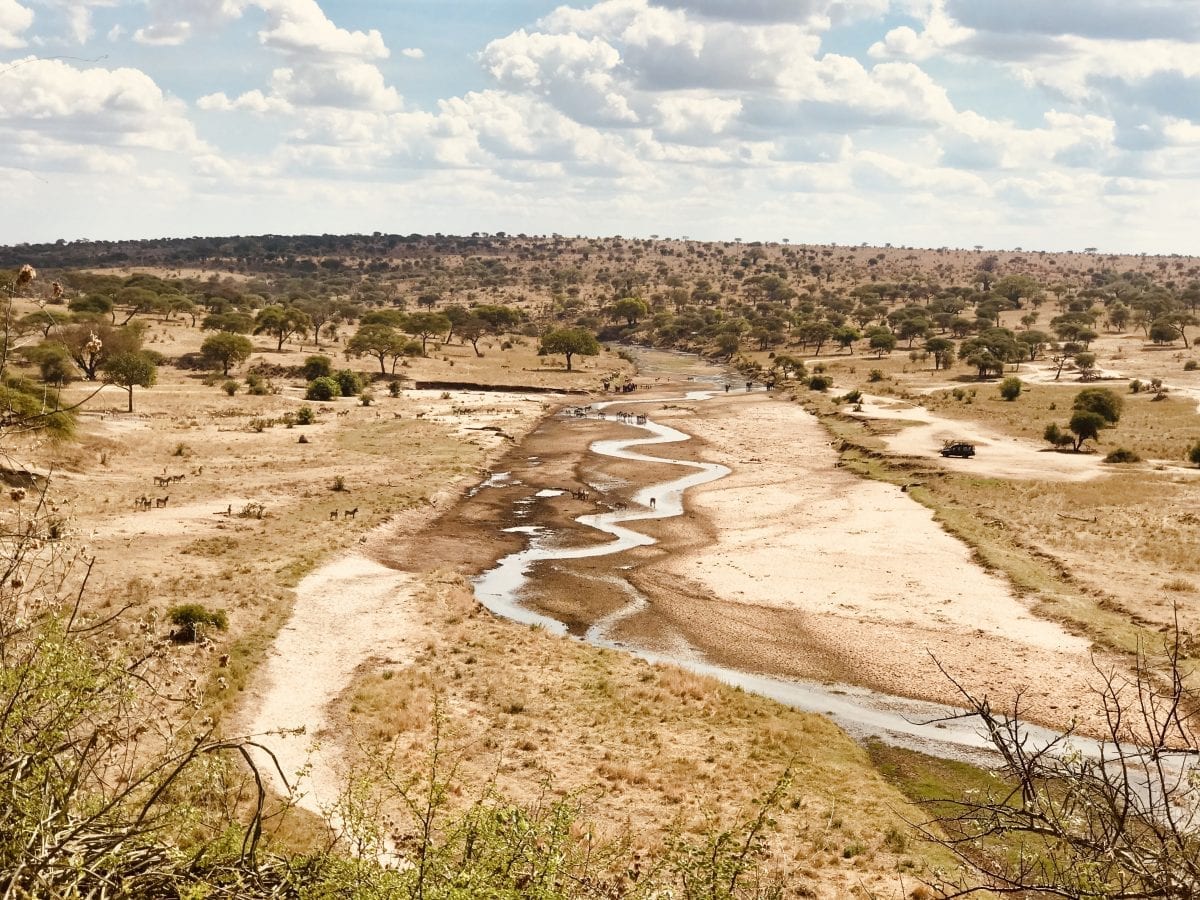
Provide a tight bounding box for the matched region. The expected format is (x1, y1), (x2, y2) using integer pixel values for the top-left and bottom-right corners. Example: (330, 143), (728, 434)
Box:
(3, 232), (1200, 898)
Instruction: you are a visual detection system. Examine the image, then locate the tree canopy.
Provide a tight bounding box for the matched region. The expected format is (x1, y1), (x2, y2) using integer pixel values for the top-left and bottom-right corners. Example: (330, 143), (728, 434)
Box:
(102, 351), (157, 412)
(200, 332), (254, 376)
(538, 327), (600, 371)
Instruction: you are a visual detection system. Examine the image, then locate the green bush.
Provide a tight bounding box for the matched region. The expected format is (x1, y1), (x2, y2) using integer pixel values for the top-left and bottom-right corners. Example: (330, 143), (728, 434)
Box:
(1189, 442), (1200, 468)
(246, 372), (270, 395)
(1103, 448), (1141, 464)
(222, 379), (239, 396)
(295, 405), (316, 425)
(868, 369), (884, 382)
(1043, 422), (1074, 449)
(305, 376), (341, 401)
(23, 343), (77, 384)
(841, 389), (863, 405)
(302, 355), (333, 380)
(807, 375), (832, 391)
(999, 377), (1022, 401)
(334, 369), (362, 397)
(1073, 387), (1122, 424)
(1186, 360), (1198, 372)
(388, 379), (402, 397)
(167, 604), (228, 643)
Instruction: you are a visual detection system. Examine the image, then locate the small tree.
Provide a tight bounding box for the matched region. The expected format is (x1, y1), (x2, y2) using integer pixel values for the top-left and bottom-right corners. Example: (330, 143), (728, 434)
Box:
(609, 297), (649, 326)
(346, 324), (406, 373)
(102, 351), (156, 412)
(200, 332), (253, 376)
(538, 327), (600, 371)
(459, 316), (488, 357)
(1068, 409), (1108, 450)
(834, 325), (861, 354)
(24, 343), (77, 384)
(334, 369), (362, 397)
(404, 312), (451, 355)
(305, 376), (341, 401)
(302, 354), (333, 380)
(924, 337), (954, 370)
(167, 603), (228, 643)
(254, 305), (312, 351)
(866, 328), (896, 357)
(1044, 422), (1075, 450)
(999, 377), (1022, 401)
(1073, 387), (1122, 424)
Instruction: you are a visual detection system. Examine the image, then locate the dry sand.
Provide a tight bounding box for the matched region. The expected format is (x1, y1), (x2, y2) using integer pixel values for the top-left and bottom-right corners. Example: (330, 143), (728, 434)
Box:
(847, 394), (1105, 481)
(621, 394), (1112, 732)
(238, 555), (425, 815)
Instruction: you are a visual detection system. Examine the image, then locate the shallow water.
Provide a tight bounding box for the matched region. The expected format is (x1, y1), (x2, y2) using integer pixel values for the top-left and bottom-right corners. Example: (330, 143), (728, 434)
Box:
(472, 387), (1064, 762)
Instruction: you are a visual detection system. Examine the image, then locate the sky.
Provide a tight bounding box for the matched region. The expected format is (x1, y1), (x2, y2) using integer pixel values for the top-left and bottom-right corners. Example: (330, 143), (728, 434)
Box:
(1, 0), (1199, 254)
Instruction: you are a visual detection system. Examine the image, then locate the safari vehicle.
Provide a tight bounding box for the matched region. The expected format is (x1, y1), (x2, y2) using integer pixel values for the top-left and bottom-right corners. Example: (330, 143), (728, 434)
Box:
(940, 439), (976, 458)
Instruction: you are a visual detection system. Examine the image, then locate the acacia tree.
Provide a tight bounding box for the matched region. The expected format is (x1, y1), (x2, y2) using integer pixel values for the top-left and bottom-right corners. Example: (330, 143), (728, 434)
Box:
(346, 324), (408, 373)
(609, 297), (649, 326)
(116, 286), (164, 324)
(924, 337), (955, 370)
(472, 304), (521, 336)
(61, 323), (145, 380)
(538, 327), (600, 371)
(834, 325), (861, 354)
(102, 351), (156, 412)
(404, 312), (451, 355)
(1154, 310), (1198, 348)
(201, 332), (254, 375)
(1067, 409), (1107, 450)
(295, 298), (341, 350)
(254, 305), (312, 351)
(458, 316), (488, 357)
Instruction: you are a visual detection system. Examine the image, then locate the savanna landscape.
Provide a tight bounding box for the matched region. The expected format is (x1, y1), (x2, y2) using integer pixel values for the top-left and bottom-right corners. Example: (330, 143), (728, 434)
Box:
(3, 233), (1200, 897)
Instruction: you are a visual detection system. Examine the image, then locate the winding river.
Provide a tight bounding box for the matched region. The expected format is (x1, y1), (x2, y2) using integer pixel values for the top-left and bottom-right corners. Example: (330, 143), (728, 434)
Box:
(472, 386), (1076, 763)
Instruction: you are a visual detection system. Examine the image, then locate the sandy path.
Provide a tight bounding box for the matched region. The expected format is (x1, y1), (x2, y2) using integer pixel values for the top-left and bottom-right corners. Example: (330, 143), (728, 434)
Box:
(637, 395), (1110, 731)
(238, 555), (424, 815)
(848, 394), (1105, 481)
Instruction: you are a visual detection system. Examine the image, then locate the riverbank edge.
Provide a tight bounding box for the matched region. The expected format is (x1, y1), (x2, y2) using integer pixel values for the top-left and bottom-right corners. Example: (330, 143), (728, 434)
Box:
(797, 393), (1148, 662)
(287, 388), (971, 892)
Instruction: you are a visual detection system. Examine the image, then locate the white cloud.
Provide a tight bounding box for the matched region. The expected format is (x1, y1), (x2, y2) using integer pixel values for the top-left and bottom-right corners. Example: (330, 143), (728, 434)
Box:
(654, 94), (740, 143)
(481, 29), (635, 125)
(0, 0), (33, 49)
(649, 0), (887, 26)
(182, 0), (401, 112)
(3, 0), (1199, 253)
(944, 0), (1200, 42)
(197, 89), (292, 114)
(268, 60), (400, 110)
(133, 21), (192, 46)
(255, 0), (388, 58)
(33, 0), (118, 45)
(0, 57), (206, 154)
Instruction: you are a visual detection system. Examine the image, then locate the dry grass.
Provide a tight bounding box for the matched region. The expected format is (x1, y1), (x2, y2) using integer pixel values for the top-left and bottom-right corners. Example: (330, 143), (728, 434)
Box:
(787, 325), (1200, 673)
(327, 574), (958, 898)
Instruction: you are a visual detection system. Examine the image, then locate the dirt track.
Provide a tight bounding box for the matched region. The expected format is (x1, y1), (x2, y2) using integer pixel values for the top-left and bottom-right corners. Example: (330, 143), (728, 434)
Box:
(848, 394), (1106, 481)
